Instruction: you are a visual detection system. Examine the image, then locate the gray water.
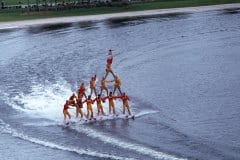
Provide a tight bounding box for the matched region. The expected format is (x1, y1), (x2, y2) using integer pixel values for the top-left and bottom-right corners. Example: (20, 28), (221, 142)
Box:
(0, 8), (240, 160)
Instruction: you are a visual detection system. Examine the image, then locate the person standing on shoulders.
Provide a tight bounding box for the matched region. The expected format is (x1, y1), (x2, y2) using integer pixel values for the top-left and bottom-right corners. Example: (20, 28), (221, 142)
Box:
(78, 82), (87, 99)
(107, 49), (113, 64)
(90, 74), (97, 97)
(104, 49), (115, 78)
(113, 75), (122, 95)
(100, 76), (110, 96)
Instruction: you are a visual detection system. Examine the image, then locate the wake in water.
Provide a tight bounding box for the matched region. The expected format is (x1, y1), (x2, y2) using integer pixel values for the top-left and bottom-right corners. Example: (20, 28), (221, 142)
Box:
(0, 119), (133, 160)
(73, 126), (187, 160)
(2, 79), (72, 121)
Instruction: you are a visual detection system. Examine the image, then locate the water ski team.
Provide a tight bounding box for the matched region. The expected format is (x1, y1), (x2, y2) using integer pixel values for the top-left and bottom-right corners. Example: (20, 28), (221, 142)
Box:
(63, 49), (132, 122)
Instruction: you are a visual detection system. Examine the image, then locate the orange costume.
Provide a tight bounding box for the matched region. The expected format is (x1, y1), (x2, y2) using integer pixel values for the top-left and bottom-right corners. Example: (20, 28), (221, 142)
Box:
(107, 49), (113, 64)
(118, 93), (131, 115)
(113, 76), (122, 95)
(83, 96), (94, 119)
(93, 95), (105, 116)
(76, 98), (84, 118)
(90, 75), (97, 97)
(104, 49), (115, 78)
(103, 92), (117, 115)
(78, 82), (87, 99)
(63, 101), (71, 121)
(69, 93), (77, 106)
(100, 77), (109, 96)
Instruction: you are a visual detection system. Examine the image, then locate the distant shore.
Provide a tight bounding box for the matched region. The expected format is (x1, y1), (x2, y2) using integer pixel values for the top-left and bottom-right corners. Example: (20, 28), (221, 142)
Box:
(0, 3), (240, 30)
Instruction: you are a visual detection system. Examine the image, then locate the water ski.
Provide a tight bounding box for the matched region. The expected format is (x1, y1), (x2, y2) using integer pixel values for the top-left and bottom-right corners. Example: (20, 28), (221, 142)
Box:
(64, 121), (71, 126)
(126, 115), (135, 120)
(110, 114), (118, 119)
(85, 118), (97, 123)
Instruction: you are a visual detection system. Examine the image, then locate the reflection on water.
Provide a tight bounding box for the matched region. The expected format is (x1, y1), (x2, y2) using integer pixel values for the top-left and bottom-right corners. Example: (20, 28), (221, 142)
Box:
(106, 16), (147, 28)
(106, 12), (190, 28)
(0, 28), (18, 34)
(75, 21), (99, 30)
(6, 12), (191, 34)
(27, 23), (72, 34)
(223, 8), (240, 14)
(26, 21), (100, 34)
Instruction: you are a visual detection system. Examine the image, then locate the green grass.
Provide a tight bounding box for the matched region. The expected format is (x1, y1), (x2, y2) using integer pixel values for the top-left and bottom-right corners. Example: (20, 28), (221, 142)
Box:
(5, 0), (83, 6)
(6, 0), (32, 5)
(1, 0), (240, 22)
(6, 0), (55, 6)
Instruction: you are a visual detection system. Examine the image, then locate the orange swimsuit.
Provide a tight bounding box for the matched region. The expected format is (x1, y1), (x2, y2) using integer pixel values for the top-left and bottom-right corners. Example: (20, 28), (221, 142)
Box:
(106, 63), (112, 72)
(86, 99), (94, 118)
(90, 79), (95, 89)
(101, 79), (106, 89)
(63, 103), (71, 120)
(122, 95), (129, 106)
(114, 78), (121, 88)
(108, 95), (116, 114)
(95, 97), (104, 115)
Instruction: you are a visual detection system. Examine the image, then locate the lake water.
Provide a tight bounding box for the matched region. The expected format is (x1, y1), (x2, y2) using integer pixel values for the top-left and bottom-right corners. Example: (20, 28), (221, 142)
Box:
(0, 8), (240, 160)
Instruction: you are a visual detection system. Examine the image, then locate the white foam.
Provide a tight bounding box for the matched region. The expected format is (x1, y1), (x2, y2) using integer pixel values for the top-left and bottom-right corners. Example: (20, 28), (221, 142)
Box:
(77, 126), (187, 160)
(4, 80), (72, 121)
(0, 119), (134, 160)
(135, 110), (159, 117)
(3, 79), (128, 123)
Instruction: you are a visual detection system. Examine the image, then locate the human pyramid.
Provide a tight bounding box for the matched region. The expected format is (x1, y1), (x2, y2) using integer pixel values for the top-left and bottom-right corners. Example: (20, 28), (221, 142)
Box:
(63, 49), (132, 122)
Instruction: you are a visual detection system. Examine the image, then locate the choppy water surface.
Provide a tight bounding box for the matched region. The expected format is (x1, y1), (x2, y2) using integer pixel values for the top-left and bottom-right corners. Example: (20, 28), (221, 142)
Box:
(1, 8), (240, 160)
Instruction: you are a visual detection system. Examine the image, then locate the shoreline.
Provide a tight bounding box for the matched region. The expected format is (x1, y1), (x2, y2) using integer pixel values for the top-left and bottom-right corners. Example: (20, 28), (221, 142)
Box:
(0, 3), (240, 30)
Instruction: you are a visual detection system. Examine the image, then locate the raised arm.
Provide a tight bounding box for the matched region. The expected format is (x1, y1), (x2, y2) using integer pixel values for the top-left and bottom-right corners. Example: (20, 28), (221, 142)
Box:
(93, 74), (97, 81)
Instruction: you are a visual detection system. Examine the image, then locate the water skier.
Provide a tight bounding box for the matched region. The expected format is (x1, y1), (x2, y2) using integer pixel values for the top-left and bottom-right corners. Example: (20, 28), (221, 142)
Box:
(104, 49), (115, 78)
(107, 49), (113, 64)
(76, 97), (84, 119)
(103, 91), (118, 115)
(63, 100), (72, 121)
(90, 74), (97, 97)
(83, 95), (94, 120)
(78, 82), (87, 99)
(118, 92), (132, 116)
(93, 94), (105, 116)
(68, 92), (77, 106)
(99, 76), (109, 96)
(113, 75), (122, 95)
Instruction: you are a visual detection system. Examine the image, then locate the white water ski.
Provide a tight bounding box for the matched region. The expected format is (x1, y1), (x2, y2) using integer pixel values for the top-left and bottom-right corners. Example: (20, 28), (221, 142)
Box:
(63, 110), (158, 125)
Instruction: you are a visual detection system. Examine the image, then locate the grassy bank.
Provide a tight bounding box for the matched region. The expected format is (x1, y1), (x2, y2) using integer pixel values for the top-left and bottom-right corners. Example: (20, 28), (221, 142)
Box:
(6, 0), (37, 6)
(1, 0), (240, 22)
